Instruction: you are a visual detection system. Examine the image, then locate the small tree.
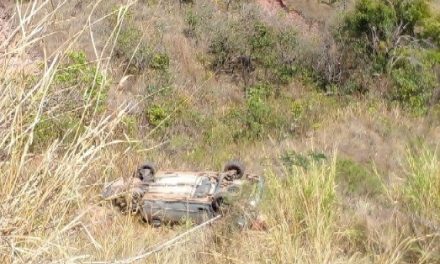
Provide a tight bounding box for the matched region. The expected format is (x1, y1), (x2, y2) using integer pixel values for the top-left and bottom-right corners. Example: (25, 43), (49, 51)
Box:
(342, 0), (433, 71)
(339, 0), (440, 113)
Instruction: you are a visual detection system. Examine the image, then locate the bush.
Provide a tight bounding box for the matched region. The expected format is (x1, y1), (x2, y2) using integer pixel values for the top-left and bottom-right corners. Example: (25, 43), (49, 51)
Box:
(219, 83), (281, 140)
(150, 53), (170, 71)
(344, 0), (393, 37)
(120, 115), (139, 138)
(250, 22), (275, 56)
(115, 22), (171, 74)
(115, 26), (151, 72)
(253, 24), (297, 86)
(146, 104), (169, 127)
(55, 51), (108, 112)
(32, 50), (107, 150)
(56, 51), (105, 90)
(32, 115), (84, 150)
(208, 33), (239, 73)
(243, 83), (272, 138)
(184, 10), (199, 38)
(339, 0), (439, 70)
(287, 92), (341, 135)
(327, 0), (440, 111)
(206, 13), (297, 88)
(390, 48), (438, 114)
(420, 15), (440, 47)
(342, 0), (431, 57)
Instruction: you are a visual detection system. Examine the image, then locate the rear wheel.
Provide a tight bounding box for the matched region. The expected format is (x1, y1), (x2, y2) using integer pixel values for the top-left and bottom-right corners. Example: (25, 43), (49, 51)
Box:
(136, 162), (156, 182)
(151, 218), (162, 228)
(224, 161), (245, 179)
(212, 197), (223, 212)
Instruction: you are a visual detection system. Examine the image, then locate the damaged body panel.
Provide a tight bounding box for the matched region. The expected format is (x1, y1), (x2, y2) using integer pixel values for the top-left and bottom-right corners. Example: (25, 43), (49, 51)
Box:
(102, 162), (263, 226)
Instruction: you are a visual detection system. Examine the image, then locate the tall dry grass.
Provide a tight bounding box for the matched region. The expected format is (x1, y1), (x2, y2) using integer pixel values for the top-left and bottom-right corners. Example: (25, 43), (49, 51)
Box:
(404, 147), (440, 223)
(0, 0), (138, 262)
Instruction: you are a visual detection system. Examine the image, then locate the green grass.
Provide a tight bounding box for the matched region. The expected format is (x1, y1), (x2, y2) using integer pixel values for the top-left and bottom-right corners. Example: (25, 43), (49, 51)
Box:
(335, 158), (384, 197)
(404, 147), (440, 222)
(259, 158), (338, 262)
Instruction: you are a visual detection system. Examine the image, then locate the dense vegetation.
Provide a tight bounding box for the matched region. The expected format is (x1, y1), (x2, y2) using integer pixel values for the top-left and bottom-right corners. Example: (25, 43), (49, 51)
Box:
(338, 0), (440, 113)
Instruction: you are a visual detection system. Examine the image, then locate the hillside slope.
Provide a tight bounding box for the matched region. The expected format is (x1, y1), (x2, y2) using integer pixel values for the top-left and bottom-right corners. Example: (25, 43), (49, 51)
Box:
(0, 0), (439, 263)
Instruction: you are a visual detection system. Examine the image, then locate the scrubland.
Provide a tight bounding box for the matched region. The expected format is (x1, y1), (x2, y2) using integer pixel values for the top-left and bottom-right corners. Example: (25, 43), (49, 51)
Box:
(0, 0), (439, 263)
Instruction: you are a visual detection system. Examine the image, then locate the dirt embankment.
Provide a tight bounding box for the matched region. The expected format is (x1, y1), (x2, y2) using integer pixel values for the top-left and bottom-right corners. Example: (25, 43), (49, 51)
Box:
(256, 0), (320, 38)
(1, 2), (41, 76)
(0, 2), (11, 48)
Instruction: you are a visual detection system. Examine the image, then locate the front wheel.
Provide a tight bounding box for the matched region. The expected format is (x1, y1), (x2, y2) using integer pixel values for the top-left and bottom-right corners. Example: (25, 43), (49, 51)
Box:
(136, 162), (156, 182)
(224, 160), (245, 179)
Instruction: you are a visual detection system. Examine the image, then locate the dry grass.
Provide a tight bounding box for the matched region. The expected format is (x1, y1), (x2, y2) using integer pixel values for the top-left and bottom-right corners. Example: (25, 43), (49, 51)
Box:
(0, 0), (135, 262)
(0, 0), (439, 263)
(404, 147), (440, 223)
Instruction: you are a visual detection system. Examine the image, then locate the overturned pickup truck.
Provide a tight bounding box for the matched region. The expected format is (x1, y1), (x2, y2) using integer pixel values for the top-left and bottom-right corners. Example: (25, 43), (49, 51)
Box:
(102, 161), (264, 227)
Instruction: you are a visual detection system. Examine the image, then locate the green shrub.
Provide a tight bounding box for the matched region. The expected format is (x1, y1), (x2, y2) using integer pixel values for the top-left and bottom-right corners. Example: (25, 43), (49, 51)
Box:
(390, 48), (439, 114)
(243, 83), (272, 138)
(291, 100), (304, 121)
(274, 64), (296, 84)
(342, 0), (393, 44)
(420, 14), (440, 46)
(219, 84), (275, 141)
(184, 11), (199, 38)
(267, 29), (297, 86)
(250, 23), (275, 55)
(146, 104), (169, 127)
(332, 0), (440, 111)
(250, 23), (297, 85)
(186, 11), (198, 30)
(394, 0), (430, 31)
(32, 115), (84, 150)
(34, 50), (107, 150)
(56, 51), (104, 88)
(343, 0), (431, 55)
(207, 16), (297, 87)
(287, 92), (341, 135)
(114, 21), (171, 74)
(55, 51), (107, 110)
(150, 53), (170, 71)
(340, 0), (439, 69)
(208, 33), (237, 72)
(115, 26), (151, 72)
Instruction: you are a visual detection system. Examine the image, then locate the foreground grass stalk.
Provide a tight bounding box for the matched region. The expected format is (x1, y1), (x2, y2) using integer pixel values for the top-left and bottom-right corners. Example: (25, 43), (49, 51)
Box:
(0, 1), (134, 262)
(404, 147), (440, 223)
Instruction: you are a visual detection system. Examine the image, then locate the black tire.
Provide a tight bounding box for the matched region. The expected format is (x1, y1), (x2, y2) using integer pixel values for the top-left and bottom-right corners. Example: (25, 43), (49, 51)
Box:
(223, 160), (245, 179)
(212, 196), (224, 212)
(137, 162), (156, 182)
(151, 218), (162, 228)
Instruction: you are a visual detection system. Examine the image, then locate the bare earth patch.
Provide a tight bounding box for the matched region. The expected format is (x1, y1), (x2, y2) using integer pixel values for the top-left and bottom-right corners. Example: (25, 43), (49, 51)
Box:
(0, 2), (41, 76)
(256, 0), (320, 39)
(0, 2), (11, 48)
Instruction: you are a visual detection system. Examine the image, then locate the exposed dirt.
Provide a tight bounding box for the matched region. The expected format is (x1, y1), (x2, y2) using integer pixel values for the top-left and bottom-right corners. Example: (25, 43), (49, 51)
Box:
(0, 2), (11, 49)
(256, 0), (320, 39)
(0, 2), (41, 76)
